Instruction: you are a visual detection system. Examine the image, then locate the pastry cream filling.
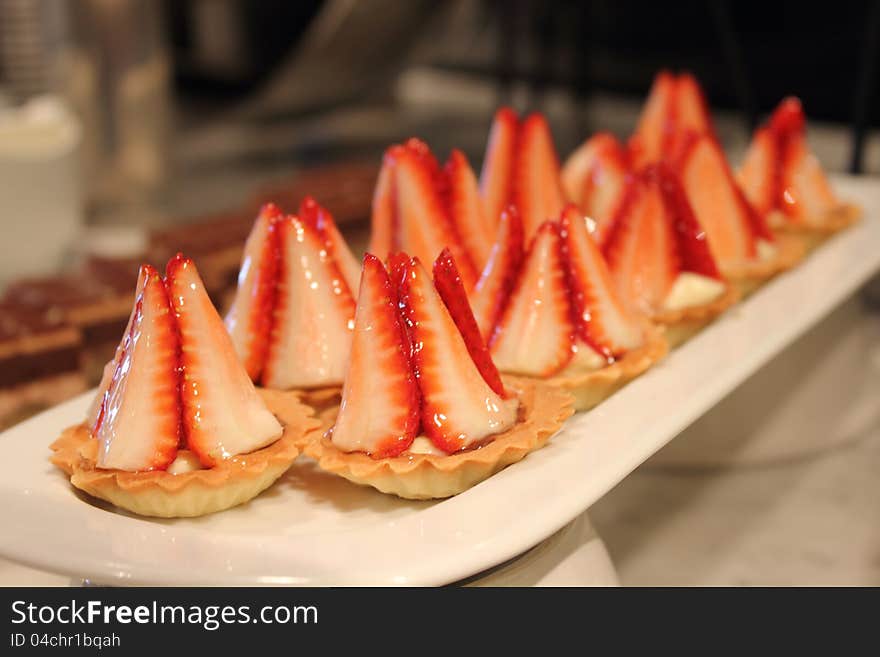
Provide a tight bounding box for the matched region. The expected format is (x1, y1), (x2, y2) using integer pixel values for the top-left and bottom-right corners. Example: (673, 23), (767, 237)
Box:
(404, 397), (520, 456)
(166, 450), (204, 474)
(560, 341), (610, 375)
(756, 238), (777, 262)
(662, 272), (726, 312)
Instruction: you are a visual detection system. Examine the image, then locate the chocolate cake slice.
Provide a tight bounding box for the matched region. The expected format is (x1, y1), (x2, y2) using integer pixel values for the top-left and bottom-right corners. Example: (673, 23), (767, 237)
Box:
(0, 302), (85, 429)
(3, 258), (138, 382)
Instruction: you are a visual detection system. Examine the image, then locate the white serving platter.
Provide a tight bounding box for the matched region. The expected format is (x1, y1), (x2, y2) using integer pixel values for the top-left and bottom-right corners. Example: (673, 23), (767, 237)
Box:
(0, 175), (878, 586)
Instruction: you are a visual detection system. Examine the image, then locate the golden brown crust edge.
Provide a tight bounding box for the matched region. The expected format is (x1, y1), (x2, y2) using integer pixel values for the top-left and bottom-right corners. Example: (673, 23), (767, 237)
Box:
(721, 232), (807, 298)
(303, 378), (574, 500)
(772, 203), (862, 253)
(48, 390), (321, 518)
(545, 323), (668, 411)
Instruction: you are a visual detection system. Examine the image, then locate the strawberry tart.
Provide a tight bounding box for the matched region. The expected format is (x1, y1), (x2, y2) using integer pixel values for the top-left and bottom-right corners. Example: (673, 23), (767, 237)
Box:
(305, 251), (573, 499)
(50, 254), (319, 517)
(603, 163), (739, 347)
(224, 198), (359, 409)
(475, 205), (667, 410)
(737, 97), (861, 251)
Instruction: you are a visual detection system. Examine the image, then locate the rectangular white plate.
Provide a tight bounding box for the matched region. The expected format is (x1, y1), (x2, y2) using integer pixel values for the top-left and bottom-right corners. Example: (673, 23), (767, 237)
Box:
(0, 175), (878, 586)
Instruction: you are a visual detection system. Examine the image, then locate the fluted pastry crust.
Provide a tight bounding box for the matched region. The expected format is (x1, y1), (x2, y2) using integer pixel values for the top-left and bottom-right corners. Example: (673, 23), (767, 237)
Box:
(49, 390), (320, 518)
(651, 283), (740, 348)
(304, 378), (573, 500)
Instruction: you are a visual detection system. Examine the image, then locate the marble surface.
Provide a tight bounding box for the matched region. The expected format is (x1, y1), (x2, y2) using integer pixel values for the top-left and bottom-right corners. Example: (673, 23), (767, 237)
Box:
(591, 424), (880, 586)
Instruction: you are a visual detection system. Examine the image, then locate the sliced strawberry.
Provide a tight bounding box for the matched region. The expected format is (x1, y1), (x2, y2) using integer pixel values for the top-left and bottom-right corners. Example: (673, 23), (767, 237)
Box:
(398, 256), (517, 453)
(771, 99), (838, 222)
(224, 203), (282, 382)
(512, 113), (566, 238)
(431, 248), (507, 397)
(329, 254), (419, 458)
(444, 149), (495, 270)
(647, 163), (720, 279)
(262, 215), (356, 389)
(479, 107), (519, 231)
(87, 266), (147, 431)
(674, 73), (715, 145)
(603, 172), (682, 314)
(368, 154), (395, 257)
(677, 134), (762, 267)
(490, 221), (575, 376)
(298, 196), (360, 296)
(167, 254), (282, 467)
(386, 142), (479, 290)
(469, 206), (524, 341)
(562, 132), (631, 245)
(629, 70), (676, 166)
(560, 204), (644, 357)
(737, 125), (777, 215)
(92, 265), (180, 471)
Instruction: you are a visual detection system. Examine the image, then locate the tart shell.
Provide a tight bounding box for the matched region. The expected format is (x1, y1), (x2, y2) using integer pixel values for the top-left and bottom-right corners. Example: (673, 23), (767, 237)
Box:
(721, 232), (806, 298)
(303, 378), (574, 500)
(651, 283), (740, 348)
(771, 203), (861, 254)
(49, 390), (320, 518)
(545, 323), (668, 411)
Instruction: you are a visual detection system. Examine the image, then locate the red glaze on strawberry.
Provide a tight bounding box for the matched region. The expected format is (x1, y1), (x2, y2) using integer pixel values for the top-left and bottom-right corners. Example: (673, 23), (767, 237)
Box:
(299, 196), (361, 296)
(444, 149), (495, 270)
(262, 215), (356, 389)
(561, 132), (631, 245)
(398, 256), (517, 453)
(560, 205), (644, 357)
(646, 163), (720, 279)
(479, 107), (519, 231)
(739, 97), (838, 225)
(378, 141), (479, 289)
(491, 221), (575, 376)
(167, 254), (282, 467)
(676, 133), (774, 268)
(469, 206), (525, 341)
(329, 254), (420, 458)
(630, 71), (716, 167)
(512, 113), (566, 239)
(224, 203), (283, 382)
(92, 265), (180, 472)
(431, 248), (507, 398)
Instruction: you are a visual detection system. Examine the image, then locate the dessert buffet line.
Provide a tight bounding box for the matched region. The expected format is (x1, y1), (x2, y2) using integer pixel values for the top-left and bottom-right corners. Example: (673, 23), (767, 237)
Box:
(0, 71), (877, 584)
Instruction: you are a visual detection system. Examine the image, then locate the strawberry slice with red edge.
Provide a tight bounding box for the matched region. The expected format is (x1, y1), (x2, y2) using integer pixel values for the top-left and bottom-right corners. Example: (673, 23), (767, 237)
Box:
(629, 70), (676, 166)
(368, 154), (396, 257)
(298, 195), (361, 296)
(479, 106), (519, 232)
(443, 149), (495, 270)
(92, 264), (180, 471)
(604, 174), (677, 314)
(737, 125), (777, 216)
(676, 133), (774, 268)
(262, 214), (356, 389)
(560, 204), (645, 357)
(87, 266), (147, 431)
(512, 112), (566, 239)
(561, 132), (631, 245)
(384, 141), (479, 290)
(224, 203), (283, 382)
(397, 255), (517, 453)
(469, 205), (524, 341)
(329, 254), (420, 458)
(431, 248), (507, 398)
(167, 254), (282, 467)
(490, 221), (575, 376)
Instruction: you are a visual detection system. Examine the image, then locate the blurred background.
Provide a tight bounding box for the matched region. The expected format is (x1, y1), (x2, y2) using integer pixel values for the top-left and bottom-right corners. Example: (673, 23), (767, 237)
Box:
(0, 0), (879, 586)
